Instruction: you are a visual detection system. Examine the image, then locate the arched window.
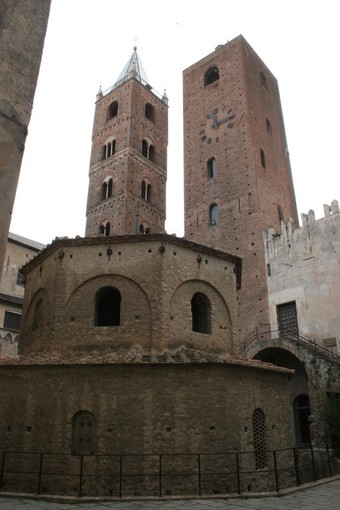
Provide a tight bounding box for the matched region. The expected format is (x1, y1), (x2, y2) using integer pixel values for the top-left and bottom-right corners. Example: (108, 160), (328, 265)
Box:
(142, 139), (155, 161)
(141, 180), (152, 201)
(207, 157), (217, 178)
(72, 411), (96, 455)
(252, 408), (267, 469)
(142, 139), (148, 158)
(145, 103), (155, 121)
(260, 72), (269, 91)
(100, 222), (110, 236)
(102, 178), (113, 200)
(102, 139), (116, 160)
(204, 65), (219, 86)
(191, 292), (211, 334)
(209, 203), (219, 225)
(33, 298), (43, 331)
(139, 223), (150, 234)
(108, 101), (118, 119)
(95, 287), (121, 326)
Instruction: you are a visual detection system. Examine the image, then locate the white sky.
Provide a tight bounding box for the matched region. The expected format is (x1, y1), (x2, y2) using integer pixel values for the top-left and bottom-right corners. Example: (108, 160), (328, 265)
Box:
(10, 0), (340, 245)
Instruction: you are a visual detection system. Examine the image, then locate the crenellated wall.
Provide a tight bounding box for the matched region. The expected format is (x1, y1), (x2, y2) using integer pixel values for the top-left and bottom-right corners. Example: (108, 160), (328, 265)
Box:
(264, 200), (340, 352)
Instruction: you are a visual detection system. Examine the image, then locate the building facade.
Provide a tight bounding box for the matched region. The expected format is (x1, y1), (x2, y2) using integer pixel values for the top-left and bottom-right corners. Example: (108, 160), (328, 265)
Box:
(0, 43), (302, 497)
(0, 0), (51, 273)
(0, 233), (44, 357)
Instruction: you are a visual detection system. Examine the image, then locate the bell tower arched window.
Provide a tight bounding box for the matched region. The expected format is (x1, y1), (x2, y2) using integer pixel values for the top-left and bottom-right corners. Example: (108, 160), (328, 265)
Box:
(102, 139), (116, 160)
(204, 65), (219, 86)
(191, 292), (211, 334)
(108, 101), (118, 119)
(145, 103), (155, 121)
(102, 178), (113, 200)
(95, 287), (121, 326)
(100, 222), (110, 236)
(139, 223), (150, 234)
(141, 180), (152, 201)
(142, 139), (155, 161)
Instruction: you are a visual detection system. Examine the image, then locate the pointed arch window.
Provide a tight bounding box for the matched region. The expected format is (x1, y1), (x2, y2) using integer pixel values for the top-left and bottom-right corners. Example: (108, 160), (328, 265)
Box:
(204, 65), (219, 86)
(191, 292), (211, 334)
(252, 408), (267, 469)
(108, 101), (118, 119)
(100, 222), (111, 237)
(209, 203), (219, 225)
(72, 411), (96, 455)
(207, 157), (217, 178)
(145, 103), (155, 121)
(95, 287), (121, 327)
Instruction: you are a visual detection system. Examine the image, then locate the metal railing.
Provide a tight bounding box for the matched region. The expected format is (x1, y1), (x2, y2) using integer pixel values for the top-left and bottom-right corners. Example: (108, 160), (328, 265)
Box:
(239, 323), (340, 361)
(0, 443), (339, 498)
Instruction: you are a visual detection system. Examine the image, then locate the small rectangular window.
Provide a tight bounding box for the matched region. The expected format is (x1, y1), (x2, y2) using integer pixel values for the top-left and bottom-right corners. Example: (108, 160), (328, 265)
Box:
(3, 311), (21, 331)
(277, 301), (298, 337)
(16, 270), (26, 286)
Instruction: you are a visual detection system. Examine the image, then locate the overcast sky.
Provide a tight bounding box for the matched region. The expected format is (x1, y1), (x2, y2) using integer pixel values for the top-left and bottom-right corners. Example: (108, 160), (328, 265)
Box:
(10, 0), (340, 244)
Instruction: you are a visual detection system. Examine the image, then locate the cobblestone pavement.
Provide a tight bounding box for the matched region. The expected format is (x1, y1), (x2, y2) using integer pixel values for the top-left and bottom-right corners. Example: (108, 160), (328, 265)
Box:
(1, 479), (340, 510)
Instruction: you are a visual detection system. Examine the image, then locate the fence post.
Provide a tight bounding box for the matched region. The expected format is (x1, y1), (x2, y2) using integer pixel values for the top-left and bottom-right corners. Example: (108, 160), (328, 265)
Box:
(197, 454), (201, 496)
(326, 444), (333, 478)
(119, 454), (123, 498)
(78, 455), (84, 497)
(273, 450), (279, 492)
(236, 452), (241, 494)
(37, 453), (44, 494)
(310, 444), (316, 482)
(159, 454), (162, 497)
(0, 452), (6, 491)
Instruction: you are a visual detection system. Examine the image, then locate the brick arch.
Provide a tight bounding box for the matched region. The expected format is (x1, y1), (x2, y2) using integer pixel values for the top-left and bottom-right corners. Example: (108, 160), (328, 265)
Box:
(62, 274), (152, 351)
(19, 288), (50, 354)
(169, 279), (234, 353)
(246, 338), (306, 365)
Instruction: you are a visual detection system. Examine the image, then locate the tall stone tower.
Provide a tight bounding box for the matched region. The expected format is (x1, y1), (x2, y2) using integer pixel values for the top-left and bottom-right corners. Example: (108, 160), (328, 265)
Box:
(183, 35), (299, 340)
(85, 47), (168, 237)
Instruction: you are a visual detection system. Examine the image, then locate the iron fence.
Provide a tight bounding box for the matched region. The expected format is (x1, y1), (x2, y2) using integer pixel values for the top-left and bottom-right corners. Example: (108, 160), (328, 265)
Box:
(0, 443), (339, 498)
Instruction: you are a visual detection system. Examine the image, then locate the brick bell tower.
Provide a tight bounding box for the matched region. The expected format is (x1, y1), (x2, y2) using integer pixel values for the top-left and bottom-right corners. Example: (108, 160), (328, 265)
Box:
(183, 35), (299, 340)
(85, 47), (168, 237)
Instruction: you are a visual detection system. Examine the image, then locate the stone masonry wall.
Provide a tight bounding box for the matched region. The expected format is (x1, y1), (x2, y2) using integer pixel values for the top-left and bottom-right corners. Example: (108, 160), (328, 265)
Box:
(20, 235), (240, 356)
(0, 0), (51, 272)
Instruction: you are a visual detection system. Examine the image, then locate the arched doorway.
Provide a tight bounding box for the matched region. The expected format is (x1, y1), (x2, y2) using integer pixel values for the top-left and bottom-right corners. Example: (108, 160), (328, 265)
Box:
(253, 347), (310, 445)
(293, 394), (311, 445)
